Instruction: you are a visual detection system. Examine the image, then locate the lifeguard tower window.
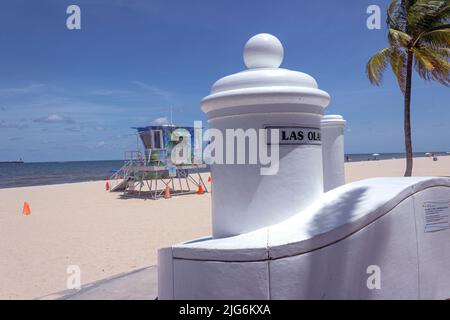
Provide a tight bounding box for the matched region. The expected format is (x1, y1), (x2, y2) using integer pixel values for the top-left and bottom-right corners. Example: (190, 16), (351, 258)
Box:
(152, 130), (163, 149)
(140, 132), (151, 147)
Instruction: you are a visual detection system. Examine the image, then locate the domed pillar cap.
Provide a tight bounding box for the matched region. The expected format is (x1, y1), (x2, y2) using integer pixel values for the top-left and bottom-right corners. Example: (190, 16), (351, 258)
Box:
(243, 33), (284, 69)
(321, 115), (347, 127)
(201, 33), (331, 115)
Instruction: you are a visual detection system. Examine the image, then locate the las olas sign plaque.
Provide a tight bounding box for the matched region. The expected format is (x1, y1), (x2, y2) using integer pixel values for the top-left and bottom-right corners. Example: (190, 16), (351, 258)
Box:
(266, 126), (321, 146)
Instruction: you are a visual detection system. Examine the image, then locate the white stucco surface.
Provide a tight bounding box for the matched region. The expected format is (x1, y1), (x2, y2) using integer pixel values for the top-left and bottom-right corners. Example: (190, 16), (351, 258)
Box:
(413, 187), (450, 299)
(269, 197), (419, 299)
(159, 177), (450, 299)
(322, 115), (346, 192)
(169, 177), (450, 260)
(173, 260), (270, 300)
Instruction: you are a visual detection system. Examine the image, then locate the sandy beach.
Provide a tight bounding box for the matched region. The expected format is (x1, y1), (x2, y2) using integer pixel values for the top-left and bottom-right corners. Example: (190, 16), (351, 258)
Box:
(1, 156), (449, 299)
(0, 178), (212, 299)
(345, 155), (450, 182)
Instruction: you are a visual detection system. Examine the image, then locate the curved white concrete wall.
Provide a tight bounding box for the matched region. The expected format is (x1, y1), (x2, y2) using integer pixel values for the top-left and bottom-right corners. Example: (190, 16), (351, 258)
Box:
(322, 115), (346, 192)
(158, 177), (450, 299)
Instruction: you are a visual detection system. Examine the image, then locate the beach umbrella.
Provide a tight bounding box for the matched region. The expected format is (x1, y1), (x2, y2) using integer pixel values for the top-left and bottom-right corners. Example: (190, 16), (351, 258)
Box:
(425, 152), (432, 157)
(372, 153), (380, 157)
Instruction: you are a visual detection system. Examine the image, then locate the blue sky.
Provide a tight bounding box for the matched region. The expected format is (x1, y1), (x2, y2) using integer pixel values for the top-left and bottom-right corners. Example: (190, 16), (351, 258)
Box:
(0, 0), (448, 162)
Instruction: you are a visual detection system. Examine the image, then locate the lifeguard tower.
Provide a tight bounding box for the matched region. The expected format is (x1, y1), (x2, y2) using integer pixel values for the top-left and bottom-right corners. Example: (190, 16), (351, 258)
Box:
(109, 124), (208, 199)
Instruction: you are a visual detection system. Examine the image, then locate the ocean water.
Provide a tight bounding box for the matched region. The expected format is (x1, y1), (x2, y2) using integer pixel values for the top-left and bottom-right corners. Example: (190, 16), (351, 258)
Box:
(0, 160), (123, 189)
(0, 152), (447, 189)
(345, 152), (448, 162)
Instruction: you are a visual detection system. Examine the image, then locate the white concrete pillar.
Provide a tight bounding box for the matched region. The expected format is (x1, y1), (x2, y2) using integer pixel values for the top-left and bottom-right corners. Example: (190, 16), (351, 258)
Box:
(321, 115), (346, 192)
(201, 34), (330, 238)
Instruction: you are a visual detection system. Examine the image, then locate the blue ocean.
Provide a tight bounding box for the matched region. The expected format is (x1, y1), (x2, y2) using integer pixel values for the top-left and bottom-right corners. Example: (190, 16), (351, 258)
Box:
(0, 160), (123, 189)
(344, 152), (448, 162)
(0, 152), (447, 189)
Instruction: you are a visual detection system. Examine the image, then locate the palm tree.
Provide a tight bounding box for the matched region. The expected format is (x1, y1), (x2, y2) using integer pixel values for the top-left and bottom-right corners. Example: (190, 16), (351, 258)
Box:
(366, 0), (449, 176)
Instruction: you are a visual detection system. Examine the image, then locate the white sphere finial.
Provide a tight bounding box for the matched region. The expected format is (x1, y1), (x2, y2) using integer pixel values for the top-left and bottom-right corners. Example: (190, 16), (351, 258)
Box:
(243, 33), (284, 69)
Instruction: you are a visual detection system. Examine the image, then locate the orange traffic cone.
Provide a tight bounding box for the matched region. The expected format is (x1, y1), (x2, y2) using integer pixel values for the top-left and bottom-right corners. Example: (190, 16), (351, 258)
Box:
(105, 181), (110, 191)
(208, 176), (212, 183)
(22, 202), (31, 216)
(164, 185), (171, 199)
(197, 182), (204, 195)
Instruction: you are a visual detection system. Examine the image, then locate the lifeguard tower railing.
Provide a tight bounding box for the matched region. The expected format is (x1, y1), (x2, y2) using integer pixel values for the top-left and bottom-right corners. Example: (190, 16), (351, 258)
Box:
(109, 149), (208, 199)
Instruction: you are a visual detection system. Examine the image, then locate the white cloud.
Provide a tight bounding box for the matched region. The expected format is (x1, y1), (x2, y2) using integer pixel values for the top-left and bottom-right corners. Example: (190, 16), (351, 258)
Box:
(64, 126), (81, 132)
(0, 84), (45, 96)
(0, 120), (28, 129)
(34, 114), (75, 124)
(96, 141), (106, 148)
(90, 89), (132, 97)
(132, 80), (172, 101)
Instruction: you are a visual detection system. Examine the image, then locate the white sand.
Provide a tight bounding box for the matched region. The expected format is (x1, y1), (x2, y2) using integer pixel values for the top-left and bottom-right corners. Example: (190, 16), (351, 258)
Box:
(345, 155), (450, 182)
(0, 179), (211, 299)
(0, 156), (449, 299)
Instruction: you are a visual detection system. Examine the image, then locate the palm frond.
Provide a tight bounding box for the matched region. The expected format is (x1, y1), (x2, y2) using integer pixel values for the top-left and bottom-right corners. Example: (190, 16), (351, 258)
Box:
(388, 28), (413, 48)
(434, 1), (450, 18)
(390, 48), (408, 93)
(366, 48), (393, 85)
(413, 46), (450, 85)
(387, 0), (408, 31)
(408, 0), (449, 34)
(413, 47), (436, 77)
(417, 25), (450, 48)
(432, 46), (450, 57)
(426, 1), (450, 28)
